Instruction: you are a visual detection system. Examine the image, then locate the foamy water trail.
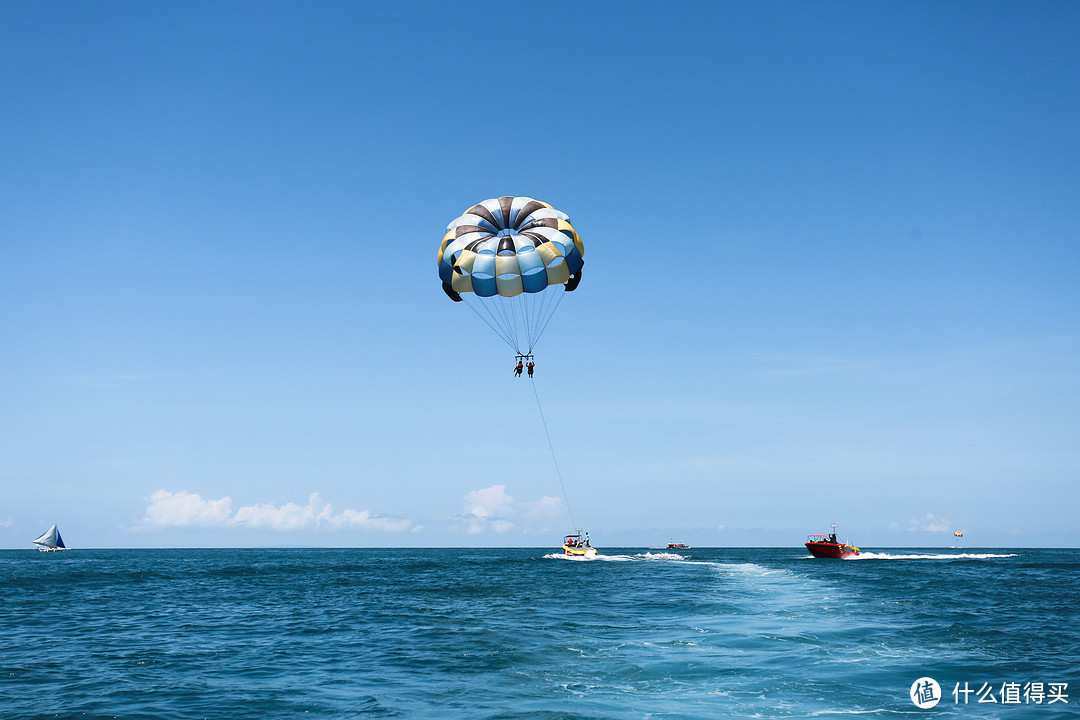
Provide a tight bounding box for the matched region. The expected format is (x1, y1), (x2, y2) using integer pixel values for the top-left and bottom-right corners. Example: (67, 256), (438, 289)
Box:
(847, 551), (1018, 560)
(638, 551), (685, 560)
(543, 551), (686, 562)
(543, 552), (611, 561)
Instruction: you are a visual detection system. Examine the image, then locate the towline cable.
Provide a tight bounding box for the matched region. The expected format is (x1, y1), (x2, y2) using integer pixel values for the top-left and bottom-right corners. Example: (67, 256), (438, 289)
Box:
(530, 377), (577, 531)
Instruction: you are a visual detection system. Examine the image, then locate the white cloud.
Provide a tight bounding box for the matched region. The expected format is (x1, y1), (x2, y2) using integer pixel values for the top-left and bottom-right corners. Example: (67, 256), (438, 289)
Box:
(909, 512), (952, 533)
(464, 484), (514, 519)
(523, 495), (564, 519)
(457, 484), (516, 534)
(453, 485), (575, 535)
(141, 490), (411, 532)
(143, 490), (233, 527)
(233, 493), (326, 531)
(331, 507), (413, 532)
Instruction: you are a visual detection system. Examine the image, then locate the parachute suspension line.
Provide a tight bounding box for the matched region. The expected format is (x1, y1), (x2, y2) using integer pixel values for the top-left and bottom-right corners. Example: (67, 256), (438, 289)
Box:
(459, 284), (566, 357)
(492, 296), (521, 353)
(529, 285), (566, 354)
(525, 288), (545, 352)
(531, 379), (577, 530)
(518, 291), (535, 353)
(514, 291), (535, 355)
(461, 295), (518, 354)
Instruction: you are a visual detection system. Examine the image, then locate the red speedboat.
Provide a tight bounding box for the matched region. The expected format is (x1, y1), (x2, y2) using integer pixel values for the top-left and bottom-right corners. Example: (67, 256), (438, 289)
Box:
(666, 540), (690, 549)
(805, 524), (860, 558)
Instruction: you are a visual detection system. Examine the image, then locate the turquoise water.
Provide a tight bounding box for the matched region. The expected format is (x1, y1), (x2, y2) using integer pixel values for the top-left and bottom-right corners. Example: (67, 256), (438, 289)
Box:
(2, 548), (1076, 719)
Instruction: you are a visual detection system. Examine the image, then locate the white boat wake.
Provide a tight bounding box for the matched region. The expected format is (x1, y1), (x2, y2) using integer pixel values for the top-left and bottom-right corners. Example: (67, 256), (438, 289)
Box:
(846, 552), (1018, 560)
(543, 551), (686, 562)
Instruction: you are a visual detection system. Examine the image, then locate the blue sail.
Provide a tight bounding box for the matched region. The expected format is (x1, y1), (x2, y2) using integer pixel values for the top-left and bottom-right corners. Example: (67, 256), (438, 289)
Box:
(33, 524), (66, 551)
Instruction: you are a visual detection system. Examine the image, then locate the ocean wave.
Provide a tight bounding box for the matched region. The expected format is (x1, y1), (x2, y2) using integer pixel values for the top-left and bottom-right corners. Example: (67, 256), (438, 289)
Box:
(4, 547), (1075, 719)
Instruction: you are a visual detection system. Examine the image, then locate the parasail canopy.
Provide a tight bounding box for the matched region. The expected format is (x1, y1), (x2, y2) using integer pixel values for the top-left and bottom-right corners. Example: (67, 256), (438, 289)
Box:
(438, 196), (583, 354)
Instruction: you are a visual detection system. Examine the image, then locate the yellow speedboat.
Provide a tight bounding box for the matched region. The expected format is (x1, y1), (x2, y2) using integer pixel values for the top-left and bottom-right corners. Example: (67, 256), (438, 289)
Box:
(562, 532), (597, 559)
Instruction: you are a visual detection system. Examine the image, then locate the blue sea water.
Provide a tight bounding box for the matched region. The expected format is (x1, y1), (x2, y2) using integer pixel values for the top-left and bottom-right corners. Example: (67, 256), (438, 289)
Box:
(1, 547), (1077, 719)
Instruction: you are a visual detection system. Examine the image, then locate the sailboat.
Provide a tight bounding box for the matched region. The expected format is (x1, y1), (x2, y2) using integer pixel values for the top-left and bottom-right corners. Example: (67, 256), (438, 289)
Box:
(33, 524), (67, 552)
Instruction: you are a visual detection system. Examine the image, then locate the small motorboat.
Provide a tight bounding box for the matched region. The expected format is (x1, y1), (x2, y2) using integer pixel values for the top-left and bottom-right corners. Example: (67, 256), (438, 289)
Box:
(562, 532), (597, 560)
(805, 524), (860, 558)
(666, 540), (690, 549)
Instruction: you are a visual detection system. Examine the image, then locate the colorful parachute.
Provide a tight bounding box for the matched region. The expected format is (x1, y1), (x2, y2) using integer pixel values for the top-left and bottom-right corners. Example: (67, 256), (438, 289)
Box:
(954, 530), (964, 538)
(438, 196), (583, 354)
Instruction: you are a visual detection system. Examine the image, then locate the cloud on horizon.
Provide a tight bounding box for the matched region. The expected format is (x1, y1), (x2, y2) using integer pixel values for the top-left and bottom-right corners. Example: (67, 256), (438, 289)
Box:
(909, 512), (953, 533)
(455, 485), (566, 534)
(140, 490), (413, 532)
(459, 484), (515, 534)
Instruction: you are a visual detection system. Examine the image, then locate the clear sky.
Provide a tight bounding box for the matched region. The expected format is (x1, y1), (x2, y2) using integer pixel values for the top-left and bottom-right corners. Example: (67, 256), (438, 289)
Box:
(3, 1), (1078, 548)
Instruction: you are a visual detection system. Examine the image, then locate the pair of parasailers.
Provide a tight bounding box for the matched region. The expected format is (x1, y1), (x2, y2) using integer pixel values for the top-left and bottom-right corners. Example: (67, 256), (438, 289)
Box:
(514, 358), (535, 378)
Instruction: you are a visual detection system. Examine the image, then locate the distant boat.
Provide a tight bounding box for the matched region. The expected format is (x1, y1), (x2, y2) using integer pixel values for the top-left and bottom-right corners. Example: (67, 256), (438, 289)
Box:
(666, 540), (690, 549)
(805, 523), (859, 558)
(33, 524), (67, 552)
(562, 532), (597, 560)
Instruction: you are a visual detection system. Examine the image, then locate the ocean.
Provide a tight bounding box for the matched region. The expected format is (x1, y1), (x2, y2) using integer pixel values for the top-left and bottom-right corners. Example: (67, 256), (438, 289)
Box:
(1, 547), (1076, 719)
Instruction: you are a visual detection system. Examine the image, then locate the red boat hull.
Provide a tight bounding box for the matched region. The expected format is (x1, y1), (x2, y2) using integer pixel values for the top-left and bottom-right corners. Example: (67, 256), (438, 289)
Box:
(805, 541), (859, 558)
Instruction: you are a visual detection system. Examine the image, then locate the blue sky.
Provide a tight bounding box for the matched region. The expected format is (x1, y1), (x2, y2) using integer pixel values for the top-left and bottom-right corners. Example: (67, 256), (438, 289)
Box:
(2, 1), (1078, 548)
